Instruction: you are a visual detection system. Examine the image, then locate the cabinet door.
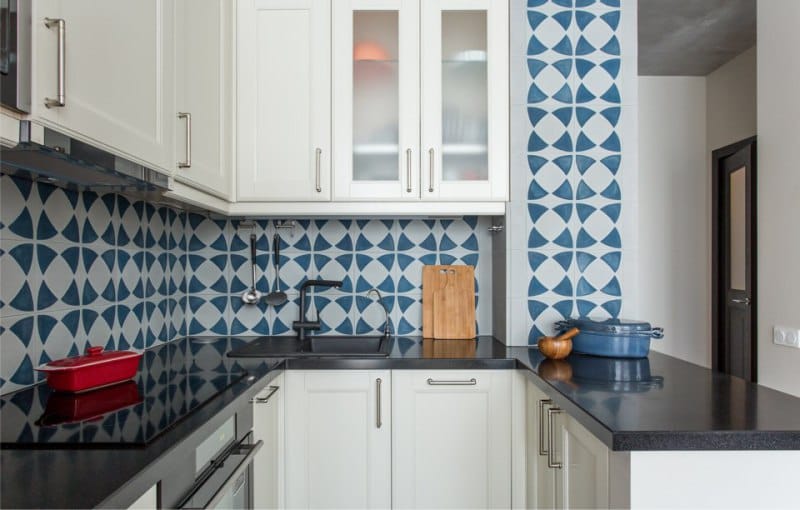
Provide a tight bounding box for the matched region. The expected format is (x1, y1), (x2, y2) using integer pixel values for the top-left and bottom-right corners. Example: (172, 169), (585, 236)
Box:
(174, 0), (233, 199)
(237, 0), (331, 202)
(526, 379), (558, 510)
(285, 370), (390, 509)
(420, 0), (508, 201)
(556, 414), (610, 510)
(392, 370), (511, 509)
(33, 0), (174, 172)
(332, 0), (420, 200)
(253, 375), (284, 510)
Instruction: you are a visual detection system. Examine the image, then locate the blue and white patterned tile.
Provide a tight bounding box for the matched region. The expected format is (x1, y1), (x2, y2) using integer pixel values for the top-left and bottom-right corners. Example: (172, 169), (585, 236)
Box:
(527, 198), (575, 251)
(395, 252), (437, 294)
(0, 174), (39, 241)
(529, 250), (576, 299)
(35, 183), (81, 244)
(395, 294), (422, 336)
(0, 315), (37, 394)
(271, 295), (300, 335)
(145, 204), (171, 251)
(186, 295), (230, 337)
(116, 196), (144, 249)
(229, 297), (270, 336)
(81, 191), (117, 246)
(171, 296), (188, 339)
(573, 249), (622, 318)
(82, 306), (116, 351)
(396, 220), (439, 253)
(275, 220), (313, 253)
(314, 219), (353, 252)
(146, 251), (171, 298)
(170, 210), (188, 252)
(313, 294), (354, 335)
(117, 249), (145, 300)
(313, 252), (354, 293)
(35, 310), (85, 367)
(354, 293), (397, 336)
(0, 240), (38, 316)
(573, 199), (621, 250)
(36, 243), (82, 312)
(116, 303), (145, 350)
(277, 253), (313, 292)
(528, 293), (575, 343)
(353, 219), (395, 252)
(527, 150), (575, 200)
(143, 299), (171, 347)
(81, 246), (115, 308)
(186, 213), (229, 253)
(186, 252), (230, 295)
(354, 253), (396, 294)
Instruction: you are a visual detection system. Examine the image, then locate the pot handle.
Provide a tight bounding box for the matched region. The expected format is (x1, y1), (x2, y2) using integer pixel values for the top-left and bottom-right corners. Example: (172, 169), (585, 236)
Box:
(648, 327), (665, 339)
(554, 321), (570, 331)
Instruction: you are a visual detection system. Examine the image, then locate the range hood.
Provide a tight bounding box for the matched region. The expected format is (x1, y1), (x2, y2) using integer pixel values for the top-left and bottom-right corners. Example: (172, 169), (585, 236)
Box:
(1, 120), (170, 198)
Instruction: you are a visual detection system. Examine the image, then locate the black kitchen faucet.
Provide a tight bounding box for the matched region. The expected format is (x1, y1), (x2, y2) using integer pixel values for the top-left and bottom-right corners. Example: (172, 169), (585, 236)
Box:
(293, 279), (343, 340)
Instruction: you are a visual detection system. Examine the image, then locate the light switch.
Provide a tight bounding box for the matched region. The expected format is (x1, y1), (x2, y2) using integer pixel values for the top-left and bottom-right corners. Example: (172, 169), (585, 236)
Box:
(773, 326), (800, 348)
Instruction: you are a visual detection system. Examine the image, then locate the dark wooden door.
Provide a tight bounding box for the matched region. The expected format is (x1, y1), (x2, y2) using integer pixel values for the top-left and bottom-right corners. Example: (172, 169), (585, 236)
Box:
(712, 138), (757, 381)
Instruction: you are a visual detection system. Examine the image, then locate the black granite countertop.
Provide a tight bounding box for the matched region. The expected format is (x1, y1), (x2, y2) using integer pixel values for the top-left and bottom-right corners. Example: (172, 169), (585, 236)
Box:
(0, 338), (283, 509)
(4, 335), (800, 508)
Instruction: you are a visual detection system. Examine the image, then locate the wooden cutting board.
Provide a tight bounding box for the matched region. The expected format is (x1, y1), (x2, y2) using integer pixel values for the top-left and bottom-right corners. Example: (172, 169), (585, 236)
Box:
(422, 265), (475, 339)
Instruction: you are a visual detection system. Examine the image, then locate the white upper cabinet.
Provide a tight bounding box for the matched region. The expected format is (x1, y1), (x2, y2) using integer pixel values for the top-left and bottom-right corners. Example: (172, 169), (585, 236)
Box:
(392, 370), (512, 509)
(32, 0), (174, 173)
(333, 0), (508, 203)
(174, 0), (233, 199)
(332, 0), (420, 200)
(420, 0), (509, 201)
(237, 0), (332, 202)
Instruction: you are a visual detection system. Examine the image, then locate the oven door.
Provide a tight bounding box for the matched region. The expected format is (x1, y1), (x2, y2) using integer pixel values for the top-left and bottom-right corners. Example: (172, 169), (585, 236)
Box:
(178, 434), (263, 510)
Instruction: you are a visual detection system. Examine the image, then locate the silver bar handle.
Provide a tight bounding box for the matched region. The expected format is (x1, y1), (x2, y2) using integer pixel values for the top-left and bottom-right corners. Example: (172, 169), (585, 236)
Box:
(178, 112), (192, 168)
(547, 407), (563, 469)
(406, 148), (412, 193)
(376, 378), (382, 428)
(249, 385), (279, 404)
(538, 399), (553, 456)
(428, 148), (435, 193)
(44, 18), (65, 108)
(315, 148), (322, 193)
(426, 378), (476, 386)
(731, 298), (751, 305)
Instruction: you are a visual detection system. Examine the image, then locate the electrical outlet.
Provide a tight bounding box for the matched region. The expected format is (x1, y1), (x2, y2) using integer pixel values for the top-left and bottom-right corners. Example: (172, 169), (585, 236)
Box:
(773, 326), (800, 348)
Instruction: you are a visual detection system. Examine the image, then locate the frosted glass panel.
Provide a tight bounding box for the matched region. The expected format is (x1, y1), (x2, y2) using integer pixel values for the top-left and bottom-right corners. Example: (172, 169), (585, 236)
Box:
(353, 11), (399, 181)
(442, 11), (488, 181)
(730, 166), (747, 290)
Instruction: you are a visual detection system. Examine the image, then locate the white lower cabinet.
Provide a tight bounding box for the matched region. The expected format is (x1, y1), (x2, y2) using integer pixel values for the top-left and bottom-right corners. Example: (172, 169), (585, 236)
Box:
(392, 370), (512, 509)
(527, 378), (612, 510)
(253, 375), (284, 510)
(284, 370), (391, 509)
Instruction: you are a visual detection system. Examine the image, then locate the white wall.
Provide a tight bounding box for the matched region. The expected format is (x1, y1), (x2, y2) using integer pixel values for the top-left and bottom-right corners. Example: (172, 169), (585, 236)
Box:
(757, 2), (800, 397)
(638, 77), (710, 365)
(707, 46), (757, 152)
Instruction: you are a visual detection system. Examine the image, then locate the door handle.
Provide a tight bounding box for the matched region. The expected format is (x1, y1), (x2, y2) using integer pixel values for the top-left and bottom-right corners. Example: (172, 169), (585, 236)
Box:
(538, 399), (553, 456)
(428, 148), (435, 193)
(44, 18), (66, 108)
(426, 378), (476, 386)
(376, 378), (382, 428)
(178, 112), (192, 168)
(249, 385), (279, 404)
(406, 148), (413, 193)
(547, 407), (563, 469)
(731, 297), (751, 305)
(315, 148), (322, 193)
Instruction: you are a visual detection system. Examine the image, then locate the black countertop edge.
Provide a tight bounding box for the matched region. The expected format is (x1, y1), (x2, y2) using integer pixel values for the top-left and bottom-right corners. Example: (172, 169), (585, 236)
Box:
(283, 357), (517, 370)
(0, 361), (283, 510)
(611, 431), (800, 451)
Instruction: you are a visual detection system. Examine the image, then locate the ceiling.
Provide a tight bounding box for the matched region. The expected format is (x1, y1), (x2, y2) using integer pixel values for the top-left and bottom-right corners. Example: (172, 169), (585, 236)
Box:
(638, 0), (756, 76)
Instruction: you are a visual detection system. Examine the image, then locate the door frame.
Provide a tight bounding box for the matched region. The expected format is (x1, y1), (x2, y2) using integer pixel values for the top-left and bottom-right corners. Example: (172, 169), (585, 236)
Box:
(711, 136), (757, 380)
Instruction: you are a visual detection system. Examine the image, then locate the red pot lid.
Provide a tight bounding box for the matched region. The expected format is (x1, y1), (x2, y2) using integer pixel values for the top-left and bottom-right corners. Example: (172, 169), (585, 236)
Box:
(37, 346), (142, 371)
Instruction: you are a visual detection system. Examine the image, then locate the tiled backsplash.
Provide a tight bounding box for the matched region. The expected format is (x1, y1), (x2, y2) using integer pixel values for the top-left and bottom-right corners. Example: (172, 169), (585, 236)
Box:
(0, 173), (492, 394)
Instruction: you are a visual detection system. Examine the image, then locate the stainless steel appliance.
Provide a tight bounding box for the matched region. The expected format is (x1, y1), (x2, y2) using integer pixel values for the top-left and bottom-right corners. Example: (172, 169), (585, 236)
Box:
(0, 0), (31, 112)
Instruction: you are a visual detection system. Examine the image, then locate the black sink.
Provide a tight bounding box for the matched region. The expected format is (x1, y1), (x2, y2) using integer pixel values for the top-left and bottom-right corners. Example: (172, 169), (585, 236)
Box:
(227, 336), (391, 358)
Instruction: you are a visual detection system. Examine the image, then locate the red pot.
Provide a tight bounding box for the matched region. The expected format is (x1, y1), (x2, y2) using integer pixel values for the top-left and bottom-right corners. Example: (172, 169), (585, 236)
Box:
(35, 346), (143, 393)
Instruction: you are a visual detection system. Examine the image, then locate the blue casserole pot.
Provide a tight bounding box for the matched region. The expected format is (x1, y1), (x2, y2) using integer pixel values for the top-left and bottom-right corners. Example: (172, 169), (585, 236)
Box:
(554, 318), (664, 358)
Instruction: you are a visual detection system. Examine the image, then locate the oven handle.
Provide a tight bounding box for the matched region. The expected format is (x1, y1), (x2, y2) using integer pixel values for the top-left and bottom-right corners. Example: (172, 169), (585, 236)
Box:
(180, 439), (263, 510)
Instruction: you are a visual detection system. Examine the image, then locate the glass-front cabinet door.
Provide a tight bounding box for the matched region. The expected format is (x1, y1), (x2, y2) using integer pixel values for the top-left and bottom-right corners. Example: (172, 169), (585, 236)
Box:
(333, 0), (420, 200)
(420, 0), (508, 201)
